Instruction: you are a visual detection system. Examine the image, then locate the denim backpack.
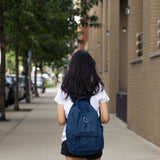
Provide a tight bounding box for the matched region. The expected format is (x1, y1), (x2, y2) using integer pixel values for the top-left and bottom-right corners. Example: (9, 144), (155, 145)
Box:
(66, 96), (104, 156)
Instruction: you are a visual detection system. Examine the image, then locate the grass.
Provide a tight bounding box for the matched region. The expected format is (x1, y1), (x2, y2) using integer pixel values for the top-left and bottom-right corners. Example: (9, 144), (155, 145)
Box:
(45, 81), (58, 88)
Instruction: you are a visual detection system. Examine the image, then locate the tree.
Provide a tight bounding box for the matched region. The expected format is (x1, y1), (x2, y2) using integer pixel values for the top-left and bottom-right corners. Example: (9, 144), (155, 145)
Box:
(0, 0), (102, 120)
(14, 46), (19, 110)
(0, 0), (6, 120)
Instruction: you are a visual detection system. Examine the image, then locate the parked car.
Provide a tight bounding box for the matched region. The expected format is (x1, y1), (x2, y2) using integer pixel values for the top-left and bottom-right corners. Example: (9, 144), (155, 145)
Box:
(0, 75), (9, 107)
(5, 76), (15, 105)
(6, 75), (25, 99)
(32, 76), (46, 93)
(19, 75), (35, 95)
(19, 75), (26, 97)
(0, 74), (15, 107)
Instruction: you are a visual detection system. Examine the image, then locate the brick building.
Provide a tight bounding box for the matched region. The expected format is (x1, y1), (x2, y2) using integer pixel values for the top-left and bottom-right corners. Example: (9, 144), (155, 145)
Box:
(87, 0), (160, 147)
(77, 26), (88, 50)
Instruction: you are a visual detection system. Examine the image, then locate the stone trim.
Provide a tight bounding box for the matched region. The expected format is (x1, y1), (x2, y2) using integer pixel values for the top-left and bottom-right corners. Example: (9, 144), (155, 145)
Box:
(149, 51), (160, 59)
(130, 57), (143, 64)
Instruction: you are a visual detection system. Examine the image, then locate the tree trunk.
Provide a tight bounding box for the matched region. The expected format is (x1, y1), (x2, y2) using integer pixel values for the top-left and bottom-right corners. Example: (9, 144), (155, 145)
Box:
(24, 50), (30, 103)
(34, 53), (39, 97)
(39, 61), (44, 93)
(14, 46), (19, 110)
(0, 3), (6, 121)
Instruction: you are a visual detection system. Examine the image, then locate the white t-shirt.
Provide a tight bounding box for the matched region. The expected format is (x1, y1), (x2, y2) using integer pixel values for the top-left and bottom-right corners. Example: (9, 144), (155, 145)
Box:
(54, 85), (110, 142)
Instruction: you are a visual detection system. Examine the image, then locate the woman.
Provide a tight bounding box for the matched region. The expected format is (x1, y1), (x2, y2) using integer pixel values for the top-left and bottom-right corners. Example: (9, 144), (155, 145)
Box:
(55, 50), (110, 160)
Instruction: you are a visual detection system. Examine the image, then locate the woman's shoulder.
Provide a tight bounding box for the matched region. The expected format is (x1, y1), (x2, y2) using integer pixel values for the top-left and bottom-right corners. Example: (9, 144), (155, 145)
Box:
(92, 84), (110, 102)
(54, 86), (68, 105)
(57, 87), (67, 98)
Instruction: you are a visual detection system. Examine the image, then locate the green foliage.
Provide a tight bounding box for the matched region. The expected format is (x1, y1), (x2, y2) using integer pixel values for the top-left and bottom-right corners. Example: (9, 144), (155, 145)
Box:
(5, 51), (16, 74)
(1, 0), (101, 67)
(5, 50), (23, 74)
(45, 81), (58, 88)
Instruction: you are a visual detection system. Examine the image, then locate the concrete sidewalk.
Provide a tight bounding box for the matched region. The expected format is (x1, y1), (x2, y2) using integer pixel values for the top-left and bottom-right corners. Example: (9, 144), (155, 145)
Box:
(0, 87), (160, 160)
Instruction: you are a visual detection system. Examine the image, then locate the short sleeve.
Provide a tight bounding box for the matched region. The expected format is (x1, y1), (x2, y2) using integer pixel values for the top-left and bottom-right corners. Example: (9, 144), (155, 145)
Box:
(99, 89), (110, 103)
(96, 84), (110, 103)
(54, 87), (66, 105)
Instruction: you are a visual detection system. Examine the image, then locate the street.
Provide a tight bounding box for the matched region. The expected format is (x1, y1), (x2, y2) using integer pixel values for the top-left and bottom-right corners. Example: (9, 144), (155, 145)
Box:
(0, 87), (160, 160)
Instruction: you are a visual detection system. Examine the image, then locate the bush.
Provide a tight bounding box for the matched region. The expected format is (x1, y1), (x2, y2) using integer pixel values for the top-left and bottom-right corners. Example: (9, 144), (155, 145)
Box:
(45, 81), (58, 88)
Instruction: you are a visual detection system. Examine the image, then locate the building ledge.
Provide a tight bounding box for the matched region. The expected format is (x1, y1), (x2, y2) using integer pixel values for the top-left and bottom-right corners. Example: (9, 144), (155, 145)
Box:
(130, 57), (143, 64)
(117, 91), (128, 96)
(149, 51), (160, 59)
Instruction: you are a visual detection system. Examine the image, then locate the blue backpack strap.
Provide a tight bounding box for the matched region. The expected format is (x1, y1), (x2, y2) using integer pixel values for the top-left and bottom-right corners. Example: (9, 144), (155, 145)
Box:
(70, 94), (91, 103)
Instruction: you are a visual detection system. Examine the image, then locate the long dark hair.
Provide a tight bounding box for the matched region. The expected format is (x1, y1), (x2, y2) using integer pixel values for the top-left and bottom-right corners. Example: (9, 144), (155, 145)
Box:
(61, 50), (104, 99)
